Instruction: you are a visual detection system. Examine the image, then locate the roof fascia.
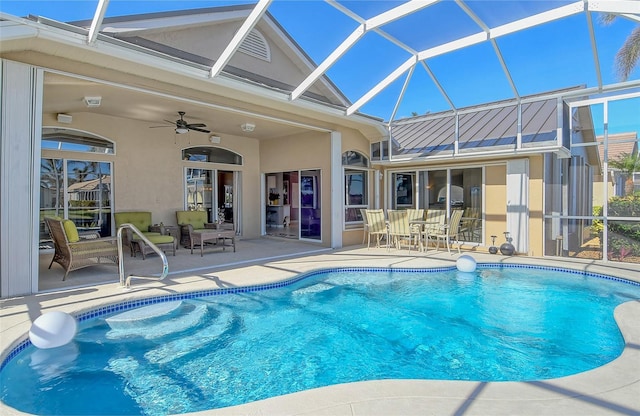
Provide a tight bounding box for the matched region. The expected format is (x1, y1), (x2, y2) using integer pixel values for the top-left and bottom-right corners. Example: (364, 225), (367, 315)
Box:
(372, 145), (572, 167)
(87, 0), (109, 45)
(73, 6), (254, 33)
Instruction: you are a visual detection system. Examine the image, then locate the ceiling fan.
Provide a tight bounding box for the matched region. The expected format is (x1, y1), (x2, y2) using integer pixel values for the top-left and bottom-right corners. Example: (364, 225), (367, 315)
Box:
(151, 111), (210, 134)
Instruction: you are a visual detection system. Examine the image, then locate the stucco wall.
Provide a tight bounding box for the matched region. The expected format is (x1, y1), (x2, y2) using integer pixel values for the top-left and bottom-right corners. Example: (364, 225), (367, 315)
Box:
(484, 164), (507, 249)
(42, 112), (263, 238)
(528, 155), (544, 256)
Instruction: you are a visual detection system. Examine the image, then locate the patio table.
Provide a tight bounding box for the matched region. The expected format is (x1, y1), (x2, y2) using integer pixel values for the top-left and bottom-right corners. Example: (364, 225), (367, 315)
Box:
(409, 220), (442, 252)
(190, 229), (236, 257)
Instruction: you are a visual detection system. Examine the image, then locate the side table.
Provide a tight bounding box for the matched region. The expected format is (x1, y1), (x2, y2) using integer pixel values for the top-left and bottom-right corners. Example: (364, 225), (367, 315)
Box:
(149, 224), (180, 250)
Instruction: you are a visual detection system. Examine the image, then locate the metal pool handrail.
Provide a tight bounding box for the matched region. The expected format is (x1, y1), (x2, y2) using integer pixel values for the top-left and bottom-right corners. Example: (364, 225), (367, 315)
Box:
(117, 223), (169, 288)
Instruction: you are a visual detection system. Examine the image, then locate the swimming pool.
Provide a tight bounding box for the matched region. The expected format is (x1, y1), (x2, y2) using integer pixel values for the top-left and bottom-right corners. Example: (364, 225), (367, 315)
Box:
(1, 264), (639, 415)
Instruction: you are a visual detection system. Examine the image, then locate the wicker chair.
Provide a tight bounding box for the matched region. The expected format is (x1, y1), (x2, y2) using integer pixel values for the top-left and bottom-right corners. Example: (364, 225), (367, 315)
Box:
(44, 217), (119, 281)
(114, 211), (172, 259)
(176, 210), (218, 248)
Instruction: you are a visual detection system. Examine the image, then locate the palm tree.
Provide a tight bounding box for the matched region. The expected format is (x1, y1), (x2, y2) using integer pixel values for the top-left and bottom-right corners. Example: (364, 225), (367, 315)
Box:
(609, 152), (639, 195)
(599, 14), (640, 81)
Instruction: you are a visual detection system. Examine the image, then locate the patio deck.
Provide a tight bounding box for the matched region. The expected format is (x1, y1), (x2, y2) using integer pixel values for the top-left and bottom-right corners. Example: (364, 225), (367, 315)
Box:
(2, 239), (640, 416)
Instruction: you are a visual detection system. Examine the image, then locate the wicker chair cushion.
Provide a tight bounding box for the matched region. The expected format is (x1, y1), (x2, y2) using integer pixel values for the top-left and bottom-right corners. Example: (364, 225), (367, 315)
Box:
(132, 234), (174, 244)
(176, 211), (208, 230)
(114, 211), (153, 233)
(62, 219), (80, 243)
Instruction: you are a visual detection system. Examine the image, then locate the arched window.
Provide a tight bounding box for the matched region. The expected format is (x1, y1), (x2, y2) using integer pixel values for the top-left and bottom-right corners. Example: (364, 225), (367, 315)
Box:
(343, 151), (369, 225)
(182, 147), (243, 165)
(42, 127), (114, 154)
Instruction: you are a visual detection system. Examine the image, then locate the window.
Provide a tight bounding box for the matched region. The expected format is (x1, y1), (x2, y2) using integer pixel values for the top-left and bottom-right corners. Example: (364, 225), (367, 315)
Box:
(343, 151), (369, 225)
(370, 141), (388, 161)
(182, 147), (242, 165)
(42, 128), (114, 154)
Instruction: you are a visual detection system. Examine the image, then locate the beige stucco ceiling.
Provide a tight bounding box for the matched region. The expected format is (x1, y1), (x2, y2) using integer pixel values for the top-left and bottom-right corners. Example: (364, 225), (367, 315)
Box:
(42, 71), (316, 141)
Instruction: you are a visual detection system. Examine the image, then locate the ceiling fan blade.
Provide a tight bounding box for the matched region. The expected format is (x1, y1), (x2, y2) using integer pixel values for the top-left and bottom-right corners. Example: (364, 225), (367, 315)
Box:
(186, 123), (207, 128)
(149, 125), (172, 128)
(189, 127), (211, 133)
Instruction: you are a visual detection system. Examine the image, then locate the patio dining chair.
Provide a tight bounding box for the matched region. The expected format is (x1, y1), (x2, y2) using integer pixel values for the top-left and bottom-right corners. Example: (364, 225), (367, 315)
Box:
(360, 208), (369, 245)
(387, 209), (414, 251)
(421, 209), (446, 251)
(364, 209), (387, 249)
(427, 209), (464, 254)
(406, 208), (425, 250)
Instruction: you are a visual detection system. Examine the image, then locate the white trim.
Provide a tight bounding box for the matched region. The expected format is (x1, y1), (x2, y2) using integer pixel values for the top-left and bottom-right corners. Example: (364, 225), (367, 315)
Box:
(331, 132), (343, 248)
(0, 61), (43, 297)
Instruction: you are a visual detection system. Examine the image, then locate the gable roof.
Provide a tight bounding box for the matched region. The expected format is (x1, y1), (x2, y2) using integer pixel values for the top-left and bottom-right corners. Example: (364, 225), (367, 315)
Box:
(598, 132), (639, 167)
(64, 5), (350, 108)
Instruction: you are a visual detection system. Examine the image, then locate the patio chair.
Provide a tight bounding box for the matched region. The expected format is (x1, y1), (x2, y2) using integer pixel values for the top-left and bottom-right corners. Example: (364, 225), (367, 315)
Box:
(460, 207), (481, 241)
(387, 209), (414, 251)
(44, 217), (119, 281)
(406, 208), (425, 250)
(364, 209), (387, 249)
(427, 209), (464, 254)
(360, 208), (369, 244)
(176, 210), (218, 248)
(114, 211), (175, 259)
(422, 209), (446, 251)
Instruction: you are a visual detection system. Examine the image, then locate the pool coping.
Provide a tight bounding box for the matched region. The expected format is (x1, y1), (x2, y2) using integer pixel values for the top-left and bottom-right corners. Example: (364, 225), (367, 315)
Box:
(1, 249), (639, 415)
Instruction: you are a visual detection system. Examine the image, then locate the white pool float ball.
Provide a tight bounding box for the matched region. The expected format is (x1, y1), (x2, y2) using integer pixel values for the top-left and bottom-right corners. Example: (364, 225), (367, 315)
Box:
(456, 255), (477, 273)
(29, 311), (77, 349)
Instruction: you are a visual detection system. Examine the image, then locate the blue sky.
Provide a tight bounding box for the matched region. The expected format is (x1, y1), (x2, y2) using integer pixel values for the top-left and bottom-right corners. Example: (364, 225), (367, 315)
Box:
(2, 0), (639, 131)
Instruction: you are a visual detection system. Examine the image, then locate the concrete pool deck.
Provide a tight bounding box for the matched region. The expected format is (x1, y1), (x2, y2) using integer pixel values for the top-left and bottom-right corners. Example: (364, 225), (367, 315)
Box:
(1, 243), (639, 415)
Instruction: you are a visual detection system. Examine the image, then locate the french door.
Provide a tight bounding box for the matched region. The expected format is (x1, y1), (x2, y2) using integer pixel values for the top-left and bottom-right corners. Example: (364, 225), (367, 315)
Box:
(184, 168), (237, 228)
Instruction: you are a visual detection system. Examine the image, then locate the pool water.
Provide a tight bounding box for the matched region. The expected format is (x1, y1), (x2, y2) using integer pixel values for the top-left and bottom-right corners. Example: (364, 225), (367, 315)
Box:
(2, 266), (639, 415)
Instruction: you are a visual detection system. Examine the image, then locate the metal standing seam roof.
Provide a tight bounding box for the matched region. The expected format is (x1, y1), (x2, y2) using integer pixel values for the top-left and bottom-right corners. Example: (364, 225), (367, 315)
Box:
(389, 91), (567, 158)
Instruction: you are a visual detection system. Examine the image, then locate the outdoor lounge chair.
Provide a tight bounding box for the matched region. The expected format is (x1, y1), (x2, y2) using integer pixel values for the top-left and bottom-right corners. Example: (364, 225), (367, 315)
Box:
(176, 210), (218, 247)
(44, 217), (119, 281)
(114, 211), (176, 259)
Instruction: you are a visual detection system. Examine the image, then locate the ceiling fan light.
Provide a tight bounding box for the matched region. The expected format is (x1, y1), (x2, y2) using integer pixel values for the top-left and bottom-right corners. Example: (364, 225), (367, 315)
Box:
(175, 127), (189, 134)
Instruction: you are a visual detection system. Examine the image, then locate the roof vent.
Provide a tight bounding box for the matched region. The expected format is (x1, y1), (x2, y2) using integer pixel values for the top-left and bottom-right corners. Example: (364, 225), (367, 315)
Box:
(238, 29), (271, 62)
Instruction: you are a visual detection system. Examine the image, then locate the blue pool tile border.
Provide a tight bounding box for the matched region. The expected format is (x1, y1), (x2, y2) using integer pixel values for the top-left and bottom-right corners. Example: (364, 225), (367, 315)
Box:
(2, 263), (638, 372)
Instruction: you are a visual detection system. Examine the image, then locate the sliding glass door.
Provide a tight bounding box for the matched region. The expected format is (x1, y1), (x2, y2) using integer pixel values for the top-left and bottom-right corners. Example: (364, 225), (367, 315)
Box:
(40, 158), (113, 243)
(300, 169), (321, 240)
